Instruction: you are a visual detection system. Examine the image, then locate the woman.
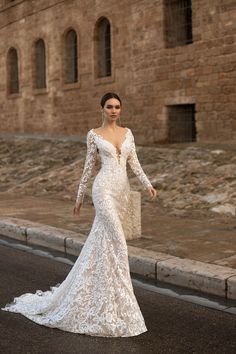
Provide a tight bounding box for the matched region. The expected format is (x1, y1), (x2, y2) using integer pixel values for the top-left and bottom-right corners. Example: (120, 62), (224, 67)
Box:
(2, 92), (157, 337)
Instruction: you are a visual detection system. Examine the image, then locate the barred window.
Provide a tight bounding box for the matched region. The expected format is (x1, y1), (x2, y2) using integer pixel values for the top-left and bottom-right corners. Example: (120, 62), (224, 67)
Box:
(35, 39), (46, 89)
(64, 29), (78, 84)
(7, 47), (19, 94)
(164, 0), (193, 48)
(167, 104), (196, 143)
(95, 17), (111, 77)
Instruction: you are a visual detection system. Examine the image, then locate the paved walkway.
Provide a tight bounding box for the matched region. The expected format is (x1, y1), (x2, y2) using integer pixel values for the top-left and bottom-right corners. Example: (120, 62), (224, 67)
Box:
(0, 193), (235, 269)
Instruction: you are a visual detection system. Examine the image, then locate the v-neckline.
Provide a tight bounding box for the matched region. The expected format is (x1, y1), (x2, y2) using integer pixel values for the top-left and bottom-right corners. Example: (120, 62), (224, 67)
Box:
(91, 127), (130, 152)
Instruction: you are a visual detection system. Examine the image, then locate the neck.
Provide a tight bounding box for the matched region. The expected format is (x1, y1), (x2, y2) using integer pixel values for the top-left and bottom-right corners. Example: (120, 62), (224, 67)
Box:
(102, 121), (119, 130)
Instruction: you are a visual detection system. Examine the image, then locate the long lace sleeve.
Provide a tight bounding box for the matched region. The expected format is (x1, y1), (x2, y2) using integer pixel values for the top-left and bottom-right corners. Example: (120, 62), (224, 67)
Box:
(127, 130), (153, 190)
(76, 130), (97, 204)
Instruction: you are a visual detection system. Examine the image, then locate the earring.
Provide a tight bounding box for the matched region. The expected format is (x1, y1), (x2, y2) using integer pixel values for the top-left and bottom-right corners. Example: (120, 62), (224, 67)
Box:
(118, 116), (121, 126)
(101, 112), (104, 125)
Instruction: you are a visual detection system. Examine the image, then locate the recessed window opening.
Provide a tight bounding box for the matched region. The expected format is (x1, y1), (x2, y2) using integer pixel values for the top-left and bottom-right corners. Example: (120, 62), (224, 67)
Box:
(7, 47), (19, 94)
(65, 29), (78, 84)
(35, 39), (46, 89)
(96, 18), (111, 77)
(164, 0), (193, 48)
(167, 104), (196, 143)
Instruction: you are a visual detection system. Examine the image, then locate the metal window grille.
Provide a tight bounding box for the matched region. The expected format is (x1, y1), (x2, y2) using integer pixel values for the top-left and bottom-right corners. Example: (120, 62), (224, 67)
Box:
(7, 48), (19, 94)
(65, 29), (78, 84)
(167, 104), (196, 143)
(35, 39), (46, 89)
(97, 18), (111, 77)
(164, 0), (193, 48)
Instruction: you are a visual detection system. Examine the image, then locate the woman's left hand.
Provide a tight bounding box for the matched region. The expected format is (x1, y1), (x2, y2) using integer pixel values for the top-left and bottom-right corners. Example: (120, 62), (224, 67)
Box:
(147, 187), (157, 200)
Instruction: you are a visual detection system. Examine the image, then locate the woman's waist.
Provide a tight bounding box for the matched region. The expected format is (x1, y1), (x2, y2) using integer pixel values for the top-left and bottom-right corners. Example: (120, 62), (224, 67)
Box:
(95, 167), (128, 183)
(93, 170), (130, 194)
(99, 164), (127, 173)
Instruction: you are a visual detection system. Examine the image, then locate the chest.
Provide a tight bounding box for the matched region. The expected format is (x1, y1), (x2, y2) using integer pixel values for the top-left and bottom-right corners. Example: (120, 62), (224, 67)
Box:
(94, 134), (131, 163)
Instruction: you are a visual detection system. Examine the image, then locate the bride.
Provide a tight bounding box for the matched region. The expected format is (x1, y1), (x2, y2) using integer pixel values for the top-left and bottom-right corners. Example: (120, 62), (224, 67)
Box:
(1, 92), (157, 337)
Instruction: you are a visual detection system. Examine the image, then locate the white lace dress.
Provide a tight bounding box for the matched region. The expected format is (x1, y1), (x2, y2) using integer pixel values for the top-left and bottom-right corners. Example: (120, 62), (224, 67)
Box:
(1, 127), (153, 337)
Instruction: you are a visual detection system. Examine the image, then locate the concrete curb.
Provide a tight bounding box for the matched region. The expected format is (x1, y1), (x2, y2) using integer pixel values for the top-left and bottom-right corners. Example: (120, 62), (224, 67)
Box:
(0, 217), (236, 300)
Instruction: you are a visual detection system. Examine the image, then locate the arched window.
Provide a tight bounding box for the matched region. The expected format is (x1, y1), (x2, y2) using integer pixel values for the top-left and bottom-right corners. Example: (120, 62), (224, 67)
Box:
(7, 47), (19, 94)
(64, 29), (78, 83)
(95, 18), (111, 77)
(35, 39), (46, 89)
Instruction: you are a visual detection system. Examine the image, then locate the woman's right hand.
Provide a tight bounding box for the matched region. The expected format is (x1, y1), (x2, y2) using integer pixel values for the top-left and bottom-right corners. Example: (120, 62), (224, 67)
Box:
(73, 201), (82, 219)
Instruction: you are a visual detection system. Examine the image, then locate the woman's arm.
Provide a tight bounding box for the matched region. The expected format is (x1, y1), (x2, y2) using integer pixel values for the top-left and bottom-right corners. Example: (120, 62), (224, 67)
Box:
(127, 130), (153, 190)
(76, 130), (97, 204)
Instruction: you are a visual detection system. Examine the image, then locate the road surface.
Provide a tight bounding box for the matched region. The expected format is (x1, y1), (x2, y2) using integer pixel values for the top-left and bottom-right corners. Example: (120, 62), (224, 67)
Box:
(0, 242), (235, 354)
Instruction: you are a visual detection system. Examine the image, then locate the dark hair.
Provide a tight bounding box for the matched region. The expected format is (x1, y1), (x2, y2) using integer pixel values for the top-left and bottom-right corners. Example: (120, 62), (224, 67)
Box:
(100, 92), (122, 108)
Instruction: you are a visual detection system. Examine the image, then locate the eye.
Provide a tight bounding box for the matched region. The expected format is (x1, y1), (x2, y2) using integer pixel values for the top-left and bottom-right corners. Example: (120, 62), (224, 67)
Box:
(115, 106), (120, 109)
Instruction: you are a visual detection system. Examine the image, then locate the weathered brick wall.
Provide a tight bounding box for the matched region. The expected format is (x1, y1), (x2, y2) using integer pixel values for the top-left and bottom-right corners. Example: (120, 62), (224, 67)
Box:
(0, 0), (236, 144)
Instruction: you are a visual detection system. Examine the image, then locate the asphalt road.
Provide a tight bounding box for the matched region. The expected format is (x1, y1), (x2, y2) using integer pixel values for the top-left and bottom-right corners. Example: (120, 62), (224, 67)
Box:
(0, 243), (235, 354)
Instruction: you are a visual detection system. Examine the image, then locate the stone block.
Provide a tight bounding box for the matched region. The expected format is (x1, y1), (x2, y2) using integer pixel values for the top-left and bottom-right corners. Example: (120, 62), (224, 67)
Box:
(65, 233), (87, 257)
(156, 257), (236, 297)
(27, 225), (67, 253)
(228, 275), (236, 300)
(128, 245), (174, 280)
(0, 217), (34, 242)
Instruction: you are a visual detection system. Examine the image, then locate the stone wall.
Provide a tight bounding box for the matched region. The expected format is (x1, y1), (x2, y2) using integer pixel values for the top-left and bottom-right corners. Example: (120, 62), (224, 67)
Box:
(0, 0), (236, 144)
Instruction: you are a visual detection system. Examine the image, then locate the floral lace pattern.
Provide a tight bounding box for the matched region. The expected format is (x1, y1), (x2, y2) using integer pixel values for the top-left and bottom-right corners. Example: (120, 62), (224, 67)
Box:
(1, 127), (153, 337)
(76, 128), (152, 204)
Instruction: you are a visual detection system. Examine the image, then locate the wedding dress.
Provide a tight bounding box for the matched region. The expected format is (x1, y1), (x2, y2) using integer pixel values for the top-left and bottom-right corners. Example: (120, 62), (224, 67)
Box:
(1, 127), (153, 337)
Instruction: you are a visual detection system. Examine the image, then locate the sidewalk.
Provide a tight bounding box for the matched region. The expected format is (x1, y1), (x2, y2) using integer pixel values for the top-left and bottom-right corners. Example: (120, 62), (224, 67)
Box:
(0, 193), (236, 301)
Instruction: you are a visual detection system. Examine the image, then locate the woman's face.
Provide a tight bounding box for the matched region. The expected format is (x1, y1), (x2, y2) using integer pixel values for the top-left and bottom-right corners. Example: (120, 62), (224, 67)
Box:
(102, 98), (121, 123)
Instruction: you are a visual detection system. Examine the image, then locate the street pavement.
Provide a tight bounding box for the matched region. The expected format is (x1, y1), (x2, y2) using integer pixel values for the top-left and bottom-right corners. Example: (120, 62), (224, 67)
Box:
(0, 244), (235, 354)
